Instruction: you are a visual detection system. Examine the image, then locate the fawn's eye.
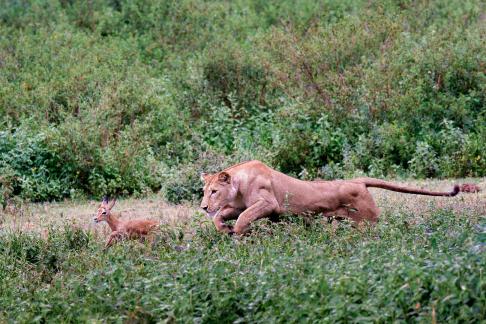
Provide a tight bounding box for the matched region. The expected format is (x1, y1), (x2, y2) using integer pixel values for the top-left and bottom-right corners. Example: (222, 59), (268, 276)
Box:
(102, 211), (107, 215)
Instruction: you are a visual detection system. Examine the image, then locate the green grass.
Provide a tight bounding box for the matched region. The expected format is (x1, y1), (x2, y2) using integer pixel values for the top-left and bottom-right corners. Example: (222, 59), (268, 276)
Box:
(1, 206), (484, 322)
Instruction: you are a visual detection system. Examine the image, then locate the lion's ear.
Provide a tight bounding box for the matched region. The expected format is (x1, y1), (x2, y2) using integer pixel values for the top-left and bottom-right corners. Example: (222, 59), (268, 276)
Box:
(217, 172), (231, 184)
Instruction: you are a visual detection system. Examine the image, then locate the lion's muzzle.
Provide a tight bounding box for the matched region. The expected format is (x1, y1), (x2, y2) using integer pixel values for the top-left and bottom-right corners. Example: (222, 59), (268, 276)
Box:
(206, 208), (221, 218)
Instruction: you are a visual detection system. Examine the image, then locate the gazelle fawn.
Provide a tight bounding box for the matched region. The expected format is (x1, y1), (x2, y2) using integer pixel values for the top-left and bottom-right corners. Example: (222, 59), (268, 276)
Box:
(93, 197), (159, 248)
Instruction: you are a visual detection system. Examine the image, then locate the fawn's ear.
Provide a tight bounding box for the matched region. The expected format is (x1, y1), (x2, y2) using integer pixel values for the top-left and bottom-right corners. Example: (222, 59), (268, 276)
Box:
(102, 196), (109, 205)
(108, 197), (117, 209)
(217, 172), (231, 184)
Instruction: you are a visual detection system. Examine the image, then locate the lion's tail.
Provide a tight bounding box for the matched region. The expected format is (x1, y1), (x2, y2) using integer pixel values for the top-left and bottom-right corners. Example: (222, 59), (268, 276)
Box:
(356, 178), (459, 197)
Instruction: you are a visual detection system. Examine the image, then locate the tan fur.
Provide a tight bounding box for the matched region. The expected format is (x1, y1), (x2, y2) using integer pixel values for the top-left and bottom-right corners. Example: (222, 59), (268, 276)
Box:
(94, 198), (159, 248)
(459, 183), (481, 193)
(200, 160), (459, 235)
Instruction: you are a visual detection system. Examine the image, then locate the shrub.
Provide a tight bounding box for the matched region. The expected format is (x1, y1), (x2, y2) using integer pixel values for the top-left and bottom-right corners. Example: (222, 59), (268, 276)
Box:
(163, 151), (241, 204)
(0, 130), (73, 202)
(408, 141), (439, 178)
(0, 0), (484, 202)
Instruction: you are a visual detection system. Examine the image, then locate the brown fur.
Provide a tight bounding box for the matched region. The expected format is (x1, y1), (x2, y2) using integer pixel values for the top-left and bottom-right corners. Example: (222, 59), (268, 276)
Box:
(459, 183), (481, 193)
(200, 160), (459, 235)
(94, 197), (159, 248)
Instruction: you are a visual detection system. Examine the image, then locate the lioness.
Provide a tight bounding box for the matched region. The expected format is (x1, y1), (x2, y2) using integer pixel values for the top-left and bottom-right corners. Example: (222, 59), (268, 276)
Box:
(200, 160), (459, 235)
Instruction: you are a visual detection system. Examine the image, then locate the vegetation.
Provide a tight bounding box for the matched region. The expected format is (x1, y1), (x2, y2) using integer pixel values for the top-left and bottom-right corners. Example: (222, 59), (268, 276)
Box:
(1, 2), (484, 321)
(0, 202), (484, 322)
(1, 0), (485, 204)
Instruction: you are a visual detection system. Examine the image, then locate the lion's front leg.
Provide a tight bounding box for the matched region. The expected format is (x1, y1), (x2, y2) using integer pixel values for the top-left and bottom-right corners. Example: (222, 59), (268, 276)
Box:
(213, 207), (242, 234)
(233, 198), (278, 235)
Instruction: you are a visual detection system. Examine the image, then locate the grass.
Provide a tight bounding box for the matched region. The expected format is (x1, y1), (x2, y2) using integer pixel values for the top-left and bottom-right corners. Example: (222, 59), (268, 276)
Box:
(0, 179), (485, 322)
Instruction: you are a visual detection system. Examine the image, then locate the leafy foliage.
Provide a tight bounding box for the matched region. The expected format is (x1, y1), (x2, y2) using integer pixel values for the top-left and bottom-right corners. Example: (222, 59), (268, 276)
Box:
(0, 208), (484, 322)
(0, 0), (484, 202)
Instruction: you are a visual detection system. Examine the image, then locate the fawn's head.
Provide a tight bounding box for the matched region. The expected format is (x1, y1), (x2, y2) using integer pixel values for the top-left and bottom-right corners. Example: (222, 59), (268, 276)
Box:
(94, 197), (116, 223)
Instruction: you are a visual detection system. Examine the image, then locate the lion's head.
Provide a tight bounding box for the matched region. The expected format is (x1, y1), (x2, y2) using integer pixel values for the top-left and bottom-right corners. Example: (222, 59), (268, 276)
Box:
(200, 172), (237, 217)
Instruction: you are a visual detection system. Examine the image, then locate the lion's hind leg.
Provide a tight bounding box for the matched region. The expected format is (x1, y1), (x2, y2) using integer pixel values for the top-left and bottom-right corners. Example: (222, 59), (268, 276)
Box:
(323, 208), (348, 223)
(348, 190), (380, 224)
(324, 190), (380, 225)
(323, 208), (349, 233)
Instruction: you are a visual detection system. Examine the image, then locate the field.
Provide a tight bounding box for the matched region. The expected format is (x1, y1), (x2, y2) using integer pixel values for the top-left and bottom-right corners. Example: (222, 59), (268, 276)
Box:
(1, 0), (485, 322)
(1, 179), (485, 322)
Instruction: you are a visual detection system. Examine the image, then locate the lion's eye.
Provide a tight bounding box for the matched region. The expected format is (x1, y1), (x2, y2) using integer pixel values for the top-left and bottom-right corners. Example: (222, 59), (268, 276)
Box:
(211, 190), (217, 195)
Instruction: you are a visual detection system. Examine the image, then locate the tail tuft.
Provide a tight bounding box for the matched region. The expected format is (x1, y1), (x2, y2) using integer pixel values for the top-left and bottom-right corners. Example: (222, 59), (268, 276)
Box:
(450, 185), (460, 196)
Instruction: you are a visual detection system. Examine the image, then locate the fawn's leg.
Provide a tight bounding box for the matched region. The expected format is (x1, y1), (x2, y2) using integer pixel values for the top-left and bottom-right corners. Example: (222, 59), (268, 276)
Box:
(105, 231), (121, 249)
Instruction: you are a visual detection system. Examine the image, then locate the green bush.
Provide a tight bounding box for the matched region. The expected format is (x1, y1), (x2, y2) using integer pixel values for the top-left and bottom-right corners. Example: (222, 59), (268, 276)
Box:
(0, 130), (73, 202)
(163, 151), (242, 204)
(0, 0), (484, 202)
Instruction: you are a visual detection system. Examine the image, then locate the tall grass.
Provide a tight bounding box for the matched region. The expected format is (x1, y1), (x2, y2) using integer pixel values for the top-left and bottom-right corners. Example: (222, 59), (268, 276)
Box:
(0, 206), (484, 322)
